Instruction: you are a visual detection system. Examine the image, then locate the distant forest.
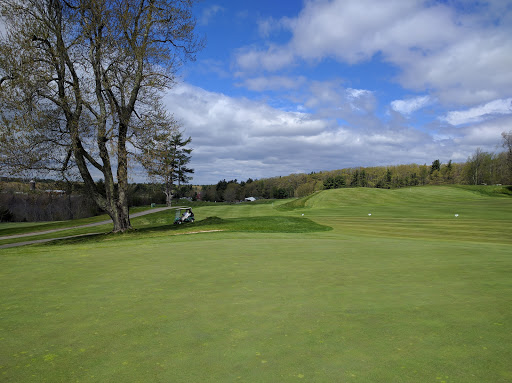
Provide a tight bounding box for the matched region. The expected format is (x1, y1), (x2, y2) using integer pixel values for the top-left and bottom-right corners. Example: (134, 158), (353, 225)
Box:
(202, 149), (511, 202)
(1, 147), (511, 222)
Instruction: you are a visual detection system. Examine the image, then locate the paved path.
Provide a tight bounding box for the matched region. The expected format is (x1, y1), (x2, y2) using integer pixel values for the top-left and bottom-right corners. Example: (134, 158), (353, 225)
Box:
(0, 206), (176, 249)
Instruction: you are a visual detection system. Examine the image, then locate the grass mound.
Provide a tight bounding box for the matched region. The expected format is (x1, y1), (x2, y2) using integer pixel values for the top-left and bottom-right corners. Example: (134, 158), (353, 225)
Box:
(214, 215), (331, 233)
(43, 216), (331, 247)
(125, 215), (331, 238)
(276, 192), (319, 211)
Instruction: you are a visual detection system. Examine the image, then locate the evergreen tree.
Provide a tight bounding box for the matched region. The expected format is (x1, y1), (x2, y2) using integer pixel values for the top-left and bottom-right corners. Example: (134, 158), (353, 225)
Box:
(140, 132), (194, 206)
(173, 134), (194, 188)
(431, 159), (441, 174)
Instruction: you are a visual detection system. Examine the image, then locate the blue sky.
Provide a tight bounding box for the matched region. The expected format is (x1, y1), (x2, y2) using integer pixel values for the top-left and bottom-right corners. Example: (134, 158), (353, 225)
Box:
(157, 0), (512, 185)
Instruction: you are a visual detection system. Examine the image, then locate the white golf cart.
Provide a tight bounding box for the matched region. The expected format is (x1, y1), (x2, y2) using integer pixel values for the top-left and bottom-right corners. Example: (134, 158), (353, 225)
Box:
(173, 207), (195, 225)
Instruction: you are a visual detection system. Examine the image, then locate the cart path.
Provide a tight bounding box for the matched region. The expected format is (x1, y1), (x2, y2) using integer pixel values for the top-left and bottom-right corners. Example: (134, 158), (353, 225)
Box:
(0, 233), (102, 249)
(0, 206), (176, 248)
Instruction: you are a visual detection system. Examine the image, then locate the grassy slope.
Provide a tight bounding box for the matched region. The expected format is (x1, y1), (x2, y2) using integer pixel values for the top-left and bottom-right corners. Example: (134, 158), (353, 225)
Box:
(0, 186), (511, 382)
(283, 186), (512, 244)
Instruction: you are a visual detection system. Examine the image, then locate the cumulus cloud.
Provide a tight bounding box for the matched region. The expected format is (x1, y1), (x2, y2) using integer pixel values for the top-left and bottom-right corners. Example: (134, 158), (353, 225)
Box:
(290, 0), (457, 63)
(163, 2), (510, 183)
(238, 75), (307, 92)
(257, 16), (295, 38)
(234, 0), (512, 106)
(391, 96), (432, 115)
(236, 0), (457, 70)
(442, 98), (512, 125)
(199, 5), (224, 26)
(396, 32), (512, 105)
(235, 44), (295, 74)
(161, 83), (500, 184)
(303, 81), (377, 120)
(452, 115), (512, 148)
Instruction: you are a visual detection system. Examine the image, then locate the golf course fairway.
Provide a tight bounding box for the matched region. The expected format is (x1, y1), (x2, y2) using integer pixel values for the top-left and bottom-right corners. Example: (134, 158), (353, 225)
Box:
(1, 186), (511, 382)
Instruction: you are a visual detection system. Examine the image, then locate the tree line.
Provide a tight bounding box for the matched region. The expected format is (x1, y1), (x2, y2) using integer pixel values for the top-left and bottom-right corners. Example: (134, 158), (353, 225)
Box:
(199, 141), (512, 202)
(1, 141), (510, 221)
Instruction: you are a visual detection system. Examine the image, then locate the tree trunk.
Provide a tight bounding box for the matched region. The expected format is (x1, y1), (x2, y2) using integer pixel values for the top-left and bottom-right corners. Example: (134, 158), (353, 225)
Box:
(164, 187), (173, 207)
(110, 204), (131, 232)
(111, 118), (132, 232)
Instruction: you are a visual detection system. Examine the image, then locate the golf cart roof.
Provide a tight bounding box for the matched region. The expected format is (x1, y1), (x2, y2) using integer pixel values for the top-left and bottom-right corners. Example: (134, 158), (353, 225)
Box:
(173, 206), (192, 210)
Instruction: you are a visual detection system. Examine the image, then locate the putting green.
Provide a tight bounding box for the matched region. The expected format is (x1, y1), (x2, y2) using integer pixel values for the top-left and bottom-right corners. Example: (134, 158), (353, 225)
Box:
(1, 186), (511, 382)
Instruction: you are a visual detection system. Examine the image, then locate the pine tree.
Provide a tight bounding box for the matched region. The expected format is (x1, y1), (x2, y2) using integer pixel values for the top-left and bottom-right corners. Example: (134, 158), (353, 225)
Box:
(431, 159), (441, 174)
(140, 132), (194, 206)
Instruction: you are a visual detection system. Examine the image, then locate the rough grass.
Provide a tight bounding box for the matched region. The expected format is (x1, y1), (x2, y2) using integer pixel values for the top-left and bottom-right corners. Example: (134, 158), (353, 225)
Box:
(453, 184), (512, 197)
(0, 185), (511, 382)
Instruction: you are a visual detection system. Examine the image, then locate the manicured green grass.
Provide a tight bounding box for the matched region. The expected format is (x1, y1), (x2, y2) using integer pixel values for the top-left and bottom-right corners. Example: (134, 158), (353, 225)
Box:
(282, 186), (512, 244)
(1, 186), (511, 382)
(0, 206), (152, 237)
(0, 201), (285, 246)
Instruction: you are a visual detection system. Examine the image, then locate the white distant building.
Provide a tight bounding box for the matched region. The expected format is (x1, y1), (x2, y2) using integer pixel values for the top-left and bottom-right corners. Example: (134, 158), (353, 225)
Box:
(244, 197), (256, 202)
(45, 190), (66, 195)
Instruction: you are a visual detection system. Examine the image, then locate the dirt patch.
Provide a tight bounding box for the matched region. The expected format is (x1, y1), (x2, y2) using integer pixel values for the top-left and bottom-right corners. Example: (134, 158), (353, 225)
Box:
(173, 230), (225, 235)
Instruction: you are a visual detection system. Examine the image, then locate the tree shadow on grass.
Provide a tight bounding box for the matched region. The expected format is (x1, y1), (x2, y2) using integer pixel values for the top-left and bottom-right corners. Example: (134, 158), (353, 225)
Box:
(38, 216), (331, 247)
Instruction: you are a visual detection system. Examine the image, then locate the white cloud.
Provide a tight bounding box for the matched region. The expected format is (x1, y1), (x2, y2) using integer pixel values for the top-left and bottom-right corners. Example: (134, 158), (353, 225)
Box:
(199, 5), (224, 26)
(304, 81), (377, 118)
(257, 16), (295, 38)
(234, 0), (512, 106)
(238, 75), (307, 92)
(236, 0), (456, 70)
(346, 88), (372, 100)
(442, 98), (512, 125)
(396, 32), (512, 105)
(235, 45), (295, 74)
(290, 0), (455, 63)
(257, 17), (276, 38)
(452, 115), (512, 148)
(162, 83), (503, 184)
(391, 96), (432, 115)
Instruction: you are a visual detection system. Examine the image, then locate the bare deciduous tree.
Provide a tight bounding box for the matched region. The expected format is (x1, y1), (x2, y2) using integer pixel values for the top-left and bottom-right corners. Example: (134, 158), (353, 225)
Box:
(0, 0), (202, 231)
(502, 130), (512, 182)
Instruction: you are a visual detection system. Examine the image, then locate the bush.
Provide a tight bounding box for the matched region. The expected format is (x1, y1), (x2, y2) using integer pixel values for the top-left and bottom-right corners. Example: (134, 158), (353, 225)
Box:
(0, 207), (14, 222)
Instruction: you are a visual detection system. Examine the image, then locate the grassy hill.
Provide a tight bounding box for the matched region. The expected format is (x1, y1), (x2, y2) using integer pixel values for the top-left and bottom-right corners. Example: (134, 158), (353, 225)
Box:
(279, 185), (512, 244)
(1, 186), (511, 382)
